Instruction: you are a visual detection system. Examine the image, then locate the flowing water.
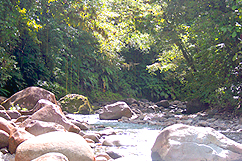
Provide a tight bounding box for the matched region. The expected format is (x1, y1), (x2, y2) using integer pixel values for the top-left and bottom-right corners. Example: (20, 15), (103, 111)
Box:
(68, 114), (162, 161)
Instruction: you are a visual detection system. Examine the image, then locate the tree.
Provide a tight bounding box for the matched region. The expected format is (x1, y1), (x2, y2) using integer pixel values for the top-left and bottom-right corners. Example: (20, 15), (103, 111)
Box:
(0, 0), (24, 95)
(148, 0), (242, 110)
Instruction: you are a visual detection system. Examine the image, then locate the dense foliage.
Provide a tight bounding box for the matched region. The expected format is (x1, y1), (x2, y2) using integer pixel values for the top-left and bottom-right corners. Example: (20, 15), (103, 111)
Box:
(0, 0), (241, 113)
(147, 0), (242, 111)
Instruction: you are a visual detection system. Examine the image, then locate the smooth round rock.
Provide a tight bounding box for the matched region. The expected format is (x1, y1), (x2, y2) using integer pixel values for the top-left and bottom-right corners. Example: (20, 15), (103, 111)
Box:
(15, 131), (95, 161)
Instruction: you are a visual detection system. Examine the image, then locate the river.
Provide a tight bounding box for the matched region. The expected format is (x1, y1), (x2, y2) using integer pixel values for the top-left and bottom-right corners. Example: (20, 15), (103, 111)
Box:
(68, 114), (162, 161)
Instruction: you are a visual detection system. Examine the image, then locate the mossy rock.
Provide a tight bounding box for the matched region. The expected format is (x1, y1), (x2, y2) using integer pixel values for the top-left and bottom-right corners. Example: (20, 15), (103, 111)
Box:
(58, 94), (93, 114)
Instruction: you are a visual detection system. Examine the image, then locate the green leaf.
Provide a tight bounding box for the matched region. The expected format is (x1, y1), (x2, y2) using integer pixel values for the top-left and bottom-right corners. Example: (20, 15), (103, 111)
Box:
(232, 31), (237, 38)
(232, 5), (237, 10)
(232, 53), (238, 61)
(221, 27), (227, 32)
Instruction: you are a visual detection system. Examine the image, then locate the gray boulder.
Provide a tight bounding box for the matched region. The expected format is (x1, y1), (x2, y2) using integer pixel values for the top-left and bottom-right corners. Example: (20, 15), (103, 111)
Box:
(99, 101), (133, 120)
(151, 124), (242, 161)
(186, 99), (209, 114)
(155, 100), (170, 108)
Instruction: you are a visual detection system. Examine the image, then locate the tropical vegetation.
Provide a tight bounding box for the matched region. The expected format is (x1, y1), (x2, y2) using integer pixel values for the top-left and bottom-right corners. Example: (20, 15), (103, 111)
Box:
(0, 0), (241, 113)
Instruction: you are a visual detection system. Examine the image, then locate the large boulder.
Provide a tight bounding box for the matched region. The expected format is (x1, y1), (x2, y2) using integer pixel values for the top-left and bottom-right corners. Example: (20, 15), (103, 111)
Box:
(99, 101), (133, 120)
(58, 94), (93, 114)
(19, 99), (54, 115)
(0, 96), (7, 104)
(123, 98), (138, 105)
(8, 127), (35, 154)
(186, 99), (209, 114)
(15, 131), (95, 161)
(0, 117), (15, 134)
(31, 152), (69, 161)
(70, 120), (89, 130)
(0, 105), (5, 110)
(6, 110), (21, 119)
(151, 124), (242, 161)
(155, 100), (170, 108)
(19, 100), (80, 133)
(1, 86), (57, 110)
(24, 120), (66, 136)
(83, 134), (100, 143)
(0, 110), (11, 120)
(0, 129), (9, 149)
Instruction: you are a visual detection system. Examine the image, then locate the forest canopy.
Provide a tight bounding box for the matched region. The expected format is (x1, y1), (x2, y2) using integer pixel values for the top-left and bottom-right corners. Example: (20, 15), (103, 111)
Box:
(0, 0), (241, 113)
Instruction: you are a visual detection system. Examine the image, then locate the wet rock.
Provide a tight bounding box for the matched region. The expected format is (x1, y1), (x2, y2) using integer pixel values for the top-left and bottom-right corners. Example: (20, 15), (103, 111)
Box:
(15, 131), (95, 161)
(70, 120), (89, 130)
(83, 134), (100, 143)
(106, 151), (122, 159)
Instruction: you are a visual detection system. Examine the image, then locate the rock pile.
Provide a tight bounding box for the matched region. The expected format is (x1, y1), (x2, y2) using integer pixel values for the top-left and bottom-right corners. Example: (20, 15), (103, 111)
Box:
(1, 86), (242, 161)
(0, 87), (95, 161)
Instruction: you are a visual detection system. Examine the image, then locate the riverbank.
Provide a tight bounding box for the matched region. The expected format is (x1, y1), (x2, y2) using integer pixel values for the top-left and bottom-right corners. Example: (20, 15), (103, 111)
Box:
(1, 111), (242, 161)
(1, 87), (242, 161)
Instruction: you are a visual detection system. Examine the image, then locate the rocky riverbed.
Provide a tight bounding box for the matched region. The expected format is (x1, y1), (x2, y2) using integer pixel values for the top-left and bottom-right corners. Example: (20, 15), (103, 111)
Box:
(119, 111), (242, 144)
(1, 86), (242, 161)
(64, 98), (242, 160)
(96, 98), (242, 144)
